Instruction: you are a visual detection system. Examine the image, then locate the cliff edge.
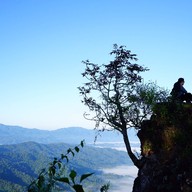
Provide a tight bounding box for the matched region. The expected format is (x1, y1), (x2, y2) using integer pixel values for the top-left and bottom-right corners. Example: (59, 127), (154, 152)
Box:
(133, 102), (192, 192)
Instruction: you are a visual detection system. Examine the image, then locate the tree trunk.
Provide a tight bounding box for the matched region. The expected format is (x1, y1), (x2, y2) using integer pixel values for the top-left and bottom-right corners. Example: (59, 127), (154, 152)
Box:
(122, 129), (140, 168)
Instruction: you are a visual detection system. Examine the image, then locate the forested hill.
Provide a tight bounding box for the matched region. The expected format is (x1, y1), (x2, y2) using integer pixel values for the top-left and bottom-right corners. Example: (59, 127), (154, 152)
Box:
(0, 141), (132, 192)
(0, 123), (138, 145)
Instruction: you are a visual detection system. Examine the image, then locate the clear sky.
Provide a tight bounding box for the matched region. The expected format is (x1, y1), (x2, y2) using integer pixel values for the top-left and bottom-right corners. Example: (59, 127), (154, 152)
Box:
(0, 0), (192, 130)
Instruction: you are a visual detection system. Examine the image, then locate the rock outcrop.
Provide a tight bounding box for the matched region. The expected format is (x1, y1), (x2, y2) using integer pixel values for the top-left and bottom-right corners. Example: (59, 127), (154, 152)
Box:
(133, 102), (192, 192)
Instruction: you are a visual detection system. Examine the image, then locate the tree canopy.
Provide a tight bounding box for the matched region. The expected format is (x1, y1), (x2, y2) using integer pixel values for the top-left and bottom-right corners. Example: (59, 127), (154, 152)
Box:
(78, 44), (168, 167)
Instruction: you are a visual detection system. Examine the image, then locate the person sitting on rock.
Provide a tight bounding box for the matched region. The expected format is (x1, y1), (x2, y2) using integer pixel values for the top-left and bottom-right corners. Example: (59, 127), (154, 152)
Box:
(171, 78), (192, 103)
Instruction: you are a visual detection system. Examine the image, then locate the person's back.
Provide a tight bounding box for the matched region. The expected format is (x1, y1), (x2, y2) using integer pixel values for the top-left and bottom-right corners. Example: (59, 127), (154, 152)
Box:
(171, 78), (187, 99)
(171, 78), (192, 103)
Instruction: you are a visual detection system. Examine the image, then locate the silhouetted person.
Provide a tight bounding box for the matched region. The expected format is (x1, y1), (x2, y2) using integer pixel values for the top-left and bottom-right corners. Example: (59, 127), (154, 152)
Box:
(171, 78), (192, 103)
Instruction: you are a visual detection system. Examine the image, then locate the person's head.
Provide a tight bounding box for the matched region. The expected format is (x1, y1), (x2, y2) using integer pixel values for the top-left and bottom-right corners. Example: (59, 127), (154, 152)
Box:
(178, 78), (185, 86)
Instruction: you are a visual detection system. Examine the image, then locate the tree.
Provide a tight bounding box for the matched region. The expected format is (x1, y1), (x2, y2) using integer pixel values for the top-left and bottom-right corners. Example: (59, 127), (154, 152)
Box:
(78, 44), (168, 168)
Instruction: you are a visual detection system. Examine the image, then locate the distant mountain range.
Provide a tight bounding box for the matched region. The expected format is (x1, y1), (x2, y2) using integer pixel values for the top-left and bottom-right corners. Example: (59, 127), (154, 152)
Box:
(0, 123), (139, 191)
(0, 124), (139, 145)
(0, 141), (133, 192)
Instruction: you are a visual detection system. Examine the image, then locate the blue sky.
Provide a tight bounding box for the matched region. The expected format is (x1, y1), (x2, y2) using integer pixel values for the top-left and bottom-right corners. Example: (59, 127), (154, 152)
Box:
(0, 0), (192, 129)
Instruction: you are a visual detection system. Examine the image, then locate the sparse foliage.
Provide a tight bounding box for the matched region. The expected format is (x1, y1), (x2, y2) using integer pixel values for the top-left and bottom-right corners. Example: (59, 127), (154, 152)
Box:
(78, 44), (168, 168)
(28, 140), (97, 192)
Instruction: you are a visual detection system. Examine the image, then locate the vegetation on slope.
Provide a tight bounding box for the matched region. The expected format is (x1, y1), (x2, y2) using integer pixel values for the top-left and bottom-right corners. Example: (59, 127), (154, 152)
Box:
(0, 141), (132, 191)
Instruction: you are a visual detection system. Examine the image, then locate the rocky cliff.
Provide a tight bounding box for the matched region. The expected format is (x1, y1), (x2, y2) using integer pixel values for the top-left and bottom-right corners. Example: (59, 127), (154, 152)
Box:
(133, 102), (192, 192)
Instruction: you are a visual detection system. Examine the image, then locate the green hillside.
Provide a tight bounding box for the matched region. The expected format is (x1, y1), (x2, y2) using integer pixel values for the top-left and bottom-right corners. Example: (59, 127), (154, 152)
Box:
(0, 142), (132, 192)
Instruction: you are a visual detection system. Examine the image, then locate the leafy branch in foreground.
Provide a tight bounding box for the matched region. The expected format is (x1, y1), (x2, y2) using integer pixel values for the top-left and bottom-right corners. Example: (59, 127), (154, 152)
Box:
(27, 140), (96, 192)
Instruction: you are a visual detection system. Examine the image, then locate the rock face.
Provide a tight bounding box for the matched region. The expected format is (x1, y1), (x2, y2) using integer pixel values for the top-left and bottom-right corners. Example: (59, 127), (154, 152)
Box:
(133, 103), (192, 192)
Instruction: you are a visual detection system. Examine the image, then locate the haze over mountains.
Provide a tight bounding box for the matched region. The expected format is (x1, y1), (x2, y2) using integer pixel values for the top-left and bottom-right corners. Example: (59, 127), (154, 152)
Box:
(0, 123), (139, 145)
(0, 141), (135, 192)
(0, 123), (140, 191)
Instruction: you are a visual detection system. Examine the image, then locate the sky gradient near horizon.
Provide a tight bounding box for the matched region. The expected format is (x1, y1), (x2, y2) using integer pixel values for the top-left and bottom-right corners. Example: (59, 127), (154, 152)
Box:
(0, 0), (192, 129)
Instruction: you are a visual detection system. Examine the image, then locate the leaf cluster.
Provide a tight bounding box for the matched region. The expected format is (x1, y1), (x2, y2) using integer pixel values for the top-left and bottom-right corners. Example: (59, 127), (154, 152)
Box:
(27, 140), (96, 192)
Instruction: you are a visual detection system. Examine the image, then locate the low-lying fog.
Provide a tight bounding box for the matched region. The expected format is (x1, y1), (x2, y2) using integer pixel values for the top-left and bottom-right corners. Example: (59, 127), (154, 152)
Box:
(94, 129), (140, 191)
(102, 165), (138, 192)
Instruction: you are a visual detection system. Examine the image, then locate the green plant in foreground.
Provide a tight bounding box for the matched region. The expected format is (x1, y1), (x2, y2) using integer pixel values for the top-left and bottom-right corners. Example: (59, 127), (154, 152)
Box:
(27, 140), (99, 192)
